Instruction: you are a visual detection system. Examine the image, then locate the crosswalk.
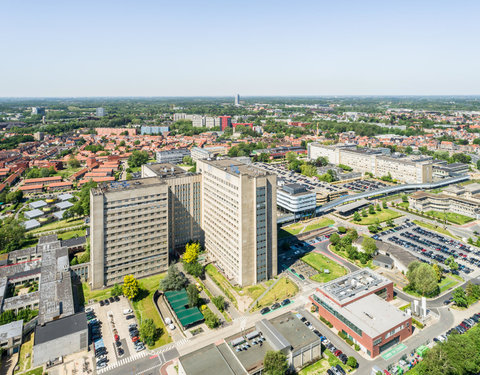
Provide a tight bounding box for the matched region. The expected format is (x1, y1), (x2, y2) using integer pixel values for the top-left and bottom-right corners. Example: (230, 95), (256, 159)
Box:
(97, 338), (189, 374)
(97, 350), (150, 374)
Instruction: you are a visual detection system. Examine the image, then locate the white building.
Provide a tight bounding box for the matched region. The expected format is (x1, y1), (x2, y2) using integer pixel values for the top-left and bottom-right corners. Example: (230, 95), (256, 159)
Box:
(277, 184), (316, 214)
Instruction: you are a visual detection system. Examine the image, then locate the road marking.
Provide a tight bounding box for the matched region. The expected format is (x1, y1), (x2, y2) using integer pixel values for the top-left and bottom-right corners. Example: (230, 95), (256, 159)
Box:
(381, 343), (407, 360)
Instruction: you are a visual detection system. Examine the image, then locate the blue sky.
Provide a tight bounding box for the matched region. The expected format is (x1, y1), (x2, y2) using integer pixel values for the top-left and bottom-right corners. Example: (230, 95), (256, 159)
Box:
(1, 0), (479, 96)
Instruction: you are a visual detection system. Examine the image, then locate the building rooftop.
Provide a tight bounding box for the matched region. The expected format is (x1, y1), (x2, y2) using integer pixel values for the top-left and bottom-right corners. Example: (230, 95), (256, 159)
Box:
(0, 320), (23, 341)
(200, 158), (271, 178)
(34, 312), (87, 345)
(320, 268), (391, 305)
(92, 177), (166, 195)
(179, 343), (247, 375)
(280, 183), (312, 196)
(29, 200), (47, 209)
(335, 198), (370, 214)
(268, 313), (319, 352)
(143, 163), (195, 179)
(57, 193), (74, 201)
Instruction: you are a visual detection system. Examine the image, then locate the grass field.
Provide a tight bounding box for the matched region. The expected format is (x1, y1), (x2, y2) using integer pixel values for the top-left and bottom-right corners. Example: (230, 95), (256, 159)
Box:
(29, 218), (84, 234)
(439, 275), (461, 294)
(426, 210), (474, 225)
(280, 218), (335, 239)
(14, 332), (34, 374)
(255, 278), (298, 309)
(20, 368), (43, 375)
(302, 253), (347, 283)
(131, 273), (171, 348)
(246, 284), (266, 301)
(57, 228), (86, 240)
(413, 220), (461, 240)
(299, 350), (352, 375)
(356, 209), (403, 225)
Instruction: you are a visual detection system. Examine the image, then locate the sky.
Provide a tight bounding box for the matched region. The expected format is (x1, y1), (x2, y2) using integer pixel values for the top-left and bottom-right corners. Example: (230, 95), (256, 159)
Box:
(1, 0), (479, 97)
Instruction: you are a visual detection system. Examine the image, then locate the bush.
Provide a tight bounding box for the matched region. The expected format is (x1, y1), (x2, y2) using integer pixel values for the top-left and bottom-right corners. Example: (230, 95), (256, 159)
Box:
(338, 226), (347, 234)
(346, 338), (354, 346)
(320, 316), (333, 328)
(354, 344), (360, 351)
(203, 308), (220, 329)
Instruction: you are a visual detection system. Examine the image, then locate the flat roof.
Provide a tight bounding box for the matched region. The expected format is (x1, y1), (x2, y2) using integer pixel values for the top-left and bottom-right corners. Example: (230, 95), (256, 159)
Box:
(34, 312), (87, 345)
(320, 268), (391, 305)
(268, 312), (319, 352)
(335, 198), (370, 214)
(179, 343), (247, 375)
(55, 201), (73, 210)
(164, 290), (204, 327)
(313, 292), (409, 338)
(199, 158), (271, 178)
(58, 193), (74, 201)
(29, 200), (47, 209)
(0, 320), (23, 340)
(92, 177), (166, 195)
(24, 219), (41, 230)
(144, 163), (195, 178)
(25, 209), (44, 218)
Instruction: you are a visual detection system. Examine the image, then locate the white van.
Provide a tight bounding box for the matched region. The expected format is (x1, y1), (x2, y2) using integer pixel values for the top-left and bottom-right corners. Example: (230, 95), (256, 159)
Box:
(123, 309), (133, 315)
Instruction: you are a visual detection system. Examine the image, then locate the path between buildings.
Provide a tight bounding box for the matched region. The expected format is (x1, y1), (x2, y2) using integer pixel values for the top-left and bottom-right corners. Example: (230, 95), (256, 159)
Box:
(202, 273), (242, 320)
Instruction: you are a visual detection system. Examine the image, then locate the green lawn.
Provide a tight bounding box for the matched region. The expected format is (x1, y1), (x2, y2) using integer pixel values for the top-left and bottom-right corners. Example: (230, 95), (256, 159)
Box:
(438, 275), (461, 294)
(425, 210), (474, 225)
(356, 209), (403, 225)
(298, 357), (331, 375)
(302, 253), (347, 283)
(195, 277), (231, 322)
(57, 166), (83, 179)
(131, 273), (171, 348)
(20, 368), (43, 375)
(57, 228), (86, 240)
(254, 278), (298, 310)
(329, 245), (377, 270)
(29, 218), (84, 234)
(282, 218), (335, 236)
(246, 285), (266, 301)
(413, 220), (461, 240)
(14, 332), (34, 374)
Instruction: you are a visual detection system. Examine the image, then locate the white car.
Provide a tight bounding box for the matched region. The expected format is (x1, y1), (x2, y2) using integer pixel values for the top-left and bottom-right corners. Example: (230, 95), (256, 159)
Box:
(169, 323), (175, 330)
(123, 309), (133, 315)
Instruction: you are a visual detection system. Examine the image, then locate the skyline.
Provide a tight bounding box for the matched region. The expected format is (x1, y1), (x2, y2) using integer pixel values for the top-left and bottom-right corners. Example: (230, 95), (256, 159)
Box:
(2, 0), (480, 97)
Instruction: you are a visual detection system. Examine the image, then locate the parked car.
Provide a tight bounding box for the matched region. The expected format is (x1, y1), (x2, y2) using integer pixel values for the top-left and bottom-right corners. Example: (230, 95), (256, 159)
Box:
(281, 299), (290, 306)
(260, 307), (270, 315)
(336, 364), (346, 374)
(123, 309), (133, 315)
(271, 303), (281, 310)
(126, 315), (135, 320)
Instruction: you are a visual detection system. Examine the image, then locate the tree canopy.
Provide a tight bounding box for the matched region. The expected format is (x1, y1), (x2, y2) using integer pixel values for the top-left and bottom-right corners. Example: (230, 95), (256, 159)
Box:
(122, 274), (139, 300)
(263, 351), (289, 375)
(160, 264), (187, 291)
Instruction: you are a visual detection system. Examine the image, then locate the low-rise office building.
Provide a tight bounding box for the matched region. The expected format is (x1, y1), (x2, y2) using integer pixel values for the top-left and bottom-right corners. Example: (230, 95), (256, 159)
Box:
(310, 268), (412, 358)
(409, 190), (480, 219)
(156, 149), (191, 164)
(277, 183), (316, 214)
(191, 146), (226, 161)
(178, 312), (321, 375)
(308, 143), (435, 183)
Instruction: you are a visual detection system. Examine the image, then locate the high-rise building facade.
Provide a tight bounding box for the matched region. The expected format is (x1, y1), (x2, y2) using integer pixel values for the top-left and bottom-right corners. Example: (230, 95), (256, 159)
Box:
(234, 94), (240, 106)
(90, 178), (169, 288)
(196, 159), (277, 286)
(96, 107), (106, 117)
(219, 116), (232, 131)
(142, 163), (203, 252)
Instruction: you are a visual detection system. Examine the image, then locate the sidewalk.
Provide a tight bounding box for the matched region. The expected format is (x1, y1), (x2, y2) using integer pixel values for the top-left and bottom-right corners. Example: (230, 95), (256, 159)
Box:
(203, 274), (242, 319)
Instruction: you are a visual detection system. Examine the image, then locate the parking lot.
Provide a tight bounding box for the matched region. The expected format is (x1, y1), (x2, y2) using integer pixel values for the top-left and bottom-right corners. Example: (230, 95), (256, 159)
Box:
(375, 220), (479, 275)
(87, 296), (145, 371)
(341, 179), (387, 192)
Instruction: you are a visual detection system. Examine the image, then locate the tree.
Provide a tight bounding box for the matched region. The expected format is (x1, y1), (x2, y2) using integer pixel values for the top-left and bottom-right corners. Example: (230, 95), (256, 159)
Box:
(402, 195), (408, 203)
(383, 200), (388, 209)
(203, 308), (220, 328)
(263, 351), (289, 375)
(466, 282), (480, 302)
(212, 295), (225, 312)
(376, 203), (381, 211)
(446, 256), (459, 271)
(347, 356), (357, 368)
(160, 264), (187, 291)
(353, 211), (361, 222)
(338, 226), (347, 234)
(362, 237), (377, 255)
(407, 262), (438, 296)
(122, 274), (139, 300)
(386, 219), (394, 227)
(68, 155), (81, 168)
(111, 283), (123, 297)
(300, 163), (317, 177)
(0, 310), (15, 325)
(186, 284), (200, 308)
(183, 156), (194, 165)
(368, 205), (375, 215)
(128, 150), (149, 168)
(405, 146), (413, 154)
(361, 208), (368, 217)
(6, 190), (23, 204)
(0, 218), (27, 253)
(183, 242), (201, 264)
(329, 233), (340, 246)
(452, 287), (468, 307)
(432, 263), (442, 282)
(183, 261), (203, 277)
(139, 318), (160, 346)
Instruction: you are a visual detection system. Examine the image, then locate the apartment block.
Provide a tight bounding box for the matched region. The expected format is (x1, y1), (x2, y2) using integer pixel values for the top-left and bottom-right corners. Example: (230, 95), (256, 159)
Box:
(90, 179), (169, 288)
(196, 159), (277, 286)
(142, 163), (203, 252)
(308, 143), (434, 183)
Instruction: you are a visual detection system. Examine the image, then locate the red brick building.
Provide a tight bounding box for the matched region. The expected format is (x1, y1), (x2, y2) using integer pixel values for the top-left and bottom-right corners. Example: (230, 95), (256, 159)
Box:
(310, 269), (412, 358)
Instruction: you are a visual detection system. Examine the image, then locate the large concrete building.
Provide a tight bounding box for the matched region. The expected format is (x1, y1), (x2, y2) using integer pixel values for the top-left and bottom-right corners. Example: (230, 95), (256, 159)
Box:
(307, 143), (435, 183)
(310, 268), (412, 358)
(277, 183), (316, 215)
(156, 149), (191, 164)
(90, 178), (169, 288)
(142, 163), (203, 252)
(196, 159), (277, 286)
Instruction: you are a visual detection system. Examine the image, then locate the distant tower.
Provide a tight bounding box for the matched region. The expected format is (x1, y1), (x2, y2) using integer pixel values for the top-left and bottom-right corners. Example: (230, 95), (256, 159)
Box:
(32, 107), (45, 116)
(234, 94), (240, 106)
(96, 107), (106, 117)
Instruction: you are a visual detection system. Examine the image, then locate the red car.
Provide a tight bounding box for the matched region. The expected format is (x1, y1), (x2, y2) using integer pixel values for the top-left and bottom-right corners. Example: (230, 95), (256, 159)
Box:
(114, 334), (119, 342)
(334, 349), (342, 357)
(132, 336), (139, 342)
